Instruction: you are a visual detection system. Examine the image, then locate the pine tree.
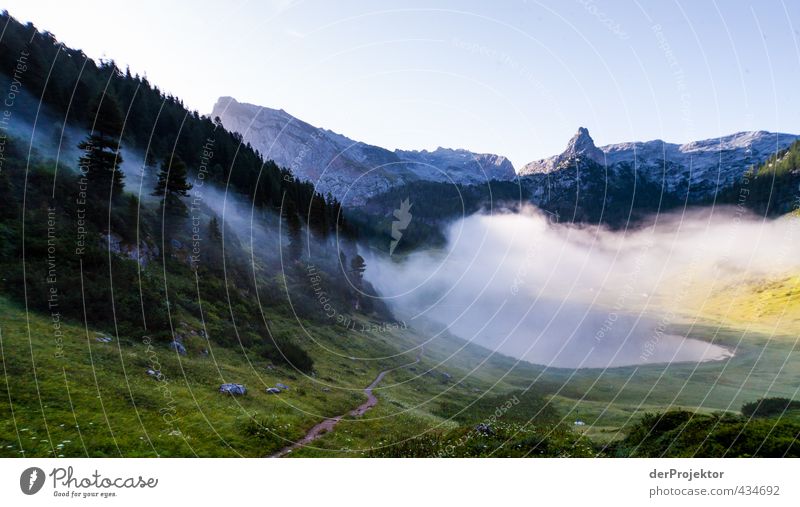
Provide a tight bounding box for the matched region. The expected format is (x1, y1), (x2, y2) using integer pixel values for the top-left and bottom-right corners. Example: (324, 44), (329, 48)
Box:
(350, 255), (366, 280)
(209, 215), (222, 242)
(153, 156), (193, 216)
(203, 215), (224, 272)
(77, 93), (125, 201)
(283, 195), (302, 260)
(308, 192), (328, 237)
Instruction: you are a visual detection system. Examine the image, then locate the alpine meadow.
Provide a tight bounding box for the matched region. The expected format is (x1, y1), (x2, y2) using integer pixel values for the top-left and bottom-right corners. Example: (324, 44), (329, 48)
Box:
(2, 2), (800, 472)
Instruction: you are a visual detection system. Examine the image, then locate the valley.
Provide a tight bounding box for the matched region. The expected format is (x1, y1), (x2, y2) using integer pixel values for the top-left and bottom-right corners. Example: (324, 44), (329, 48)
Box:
(1, 9), (799, 460)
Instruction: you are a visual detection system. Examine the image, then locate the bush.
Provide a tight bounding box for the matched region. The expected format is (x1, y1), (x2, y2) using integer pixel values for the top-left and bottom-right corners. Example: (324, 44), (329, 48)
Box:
(742, 397), (800, 418)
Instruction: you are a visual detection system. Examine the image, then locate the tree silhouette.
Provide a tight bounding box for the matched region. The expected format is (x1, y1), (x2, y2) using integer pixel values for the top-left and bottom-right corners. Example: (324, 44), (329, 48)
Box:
(283, 195), (302, 261)
(78, 93), (125, 203)
(350, 254), (366, 280)
(153, 156), (193, 216)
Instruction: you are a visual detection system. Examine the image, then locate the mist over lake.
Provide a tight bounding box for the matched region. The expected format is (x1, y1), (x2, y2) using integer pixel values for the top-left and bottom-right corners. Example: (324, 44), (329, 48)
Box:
(364, 207), (798, 368)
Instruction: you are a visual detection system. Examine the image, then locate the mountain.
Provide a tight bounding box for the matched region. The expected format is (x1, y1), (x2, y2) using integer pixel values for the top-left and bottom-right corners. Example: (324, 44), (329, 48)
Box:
(351, 127), (800, 236)
(521, 127), (799, 195)
(522, 127), (605, 174)
(211, 97), (516, 204)
(396, 147), (516, 182)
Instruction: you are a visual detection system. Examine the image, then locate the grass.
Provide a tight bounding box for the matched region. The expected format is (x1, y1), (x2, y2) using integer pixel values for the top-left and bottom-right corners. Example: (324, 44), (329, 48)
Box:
(542, 321), (800, 440)
(690, 274), (800, 337)
(0, 295), (416, 457)
(3, 272), (799, 457)
(0, 295), (549, 457)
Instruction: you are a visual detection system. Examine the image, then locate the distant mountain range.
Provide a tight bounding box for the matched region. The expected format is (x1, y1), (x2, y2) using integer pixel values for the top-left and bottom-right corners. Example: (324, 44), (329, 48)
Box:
(211, 97), (515, 204)
(521, 127), (798, 195)
(212, 96), (798, 207)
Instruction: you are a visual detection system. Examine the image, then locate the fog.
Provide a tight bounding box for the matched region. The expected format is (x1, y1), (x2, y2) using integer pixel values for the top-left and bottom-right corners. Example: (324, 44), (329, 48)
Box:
(5, 78), (340, 278)
(363, 206), (800, 368)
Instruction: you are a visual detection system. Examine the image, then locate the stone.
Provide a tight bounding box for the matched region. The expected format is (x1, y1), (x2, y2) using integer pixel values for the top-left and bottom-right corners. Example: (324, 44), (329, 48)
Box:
(219, 383), (246, 395)
(169, 340), (187, 355)
(276, 383), (289, 391)
(94, 333), (113, 343)
(474, 423), (494, 436)
(265, 387), (281, 394)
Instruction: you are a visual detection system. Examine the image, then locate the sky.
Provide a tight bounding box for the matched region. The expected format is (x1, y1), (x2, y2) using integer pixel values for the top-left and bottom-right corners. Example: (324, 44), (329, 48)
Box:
(3, 0), (799, 168)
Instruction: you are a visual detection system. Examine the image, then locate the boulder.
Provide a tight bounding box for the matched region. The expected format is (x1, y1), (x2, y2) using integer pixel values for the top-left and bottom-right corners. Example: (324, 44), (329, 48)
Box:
(146, 369), (161, 378)
(265, 387), (281, 394)
(94, 333), (113, 343)
(474, 423), (494, 436)
(276, 383), (289, 391)
(169, 340), (187, 355)
(219, 383), (247, 395)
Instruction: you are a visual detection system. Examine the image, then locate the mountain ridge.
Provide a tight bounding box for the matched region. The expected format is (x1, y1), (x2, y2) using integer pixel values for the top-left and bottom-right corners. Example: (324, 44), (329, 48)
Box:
(211, 96), (517, 204)
(212, 96), (799, 206)
(521, 127), (799, 194)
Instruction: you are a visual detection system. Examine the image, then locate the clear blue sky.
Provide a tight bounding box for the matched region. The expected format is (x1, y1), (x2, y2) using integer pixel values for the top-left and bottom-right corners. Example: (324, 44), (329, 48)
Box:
(3, 0), (799, 168)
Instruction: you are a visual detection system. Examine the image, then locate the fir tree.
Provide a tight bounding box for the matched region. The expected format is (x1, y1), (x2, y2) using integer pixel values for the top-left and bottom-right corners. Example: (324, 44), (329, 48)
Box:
(153, 156), (193, 216)
(350, 254), (366, 280)
(308, 192), (328, 237)
(283, 195), (302, 261)
(77, 93), (125, 201)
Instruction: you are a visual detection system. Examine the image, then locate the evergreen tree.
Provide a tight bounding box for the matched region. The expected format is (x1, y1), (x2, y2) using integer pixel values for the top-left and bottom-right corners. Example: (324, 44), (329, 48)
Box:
(283, 195), (302, 261)
(349, 254), (367, 311)
(153, 156), (193, 216)
(77, 93), (125, 202)
(308, 192), (328, 237)
(209, 215), (222, 242)
(202, 215), (224, 272)
(350, 254), (366, 280)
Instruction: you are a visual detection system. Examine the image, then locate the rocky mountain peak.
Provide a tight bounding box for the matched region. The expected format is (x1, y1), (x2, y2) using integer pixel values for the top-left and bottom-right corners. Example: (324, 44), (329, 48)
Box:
(562, 127), (604, 163)
(520, 127), (605, 174)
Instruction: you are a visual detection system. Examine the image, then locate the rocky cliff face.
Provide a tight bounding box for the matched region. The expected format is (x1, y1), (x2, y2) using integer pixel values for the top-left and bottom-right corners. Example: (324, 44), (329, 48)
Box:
(212, 95), (798, 209)
(521, 127), (799, 195)
(211, 97), (517, 204)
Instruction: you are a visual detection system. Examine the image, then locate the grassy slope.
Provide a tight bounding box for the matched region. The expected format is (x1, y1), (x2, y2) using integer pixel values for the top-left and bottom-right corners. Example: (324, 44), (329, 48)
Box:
(690, 274), (800, 338)
(0, 296), (545, 457)
(0, 294), (423, 457)
(3, 280), (798, 456)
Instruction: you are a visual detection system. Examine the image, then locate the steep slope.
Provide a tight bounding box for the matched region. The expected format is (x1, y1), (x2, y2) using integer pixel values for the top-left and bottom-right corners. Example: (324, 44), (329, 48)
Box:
(211, 97), (516, 204)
